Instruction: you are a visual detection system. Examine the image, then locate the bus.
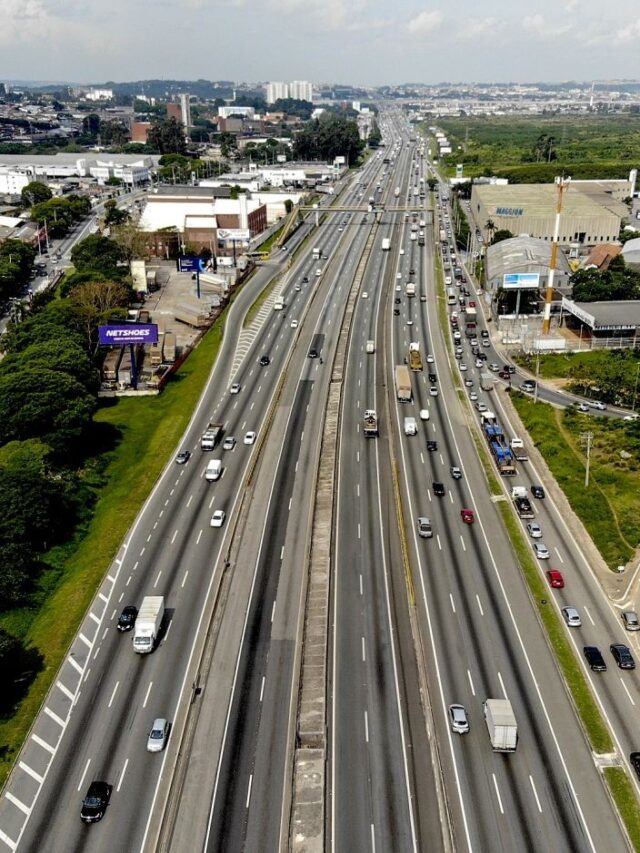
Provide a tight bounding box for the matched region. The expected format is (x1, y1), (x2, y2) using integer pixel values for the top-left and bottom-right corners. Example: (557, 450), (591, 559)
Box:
(447, 287), (456, 305)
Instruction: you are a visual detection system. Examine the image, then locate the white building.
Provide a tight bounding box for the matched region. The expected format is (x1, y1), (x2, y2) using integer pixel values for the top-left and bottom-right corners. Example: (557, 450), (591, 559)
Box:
(0, 154), (157, 185)
(179, 93), (192, 130)
(0, 167), (30, 196)
(266, 82), (290, 104)
(85, 88), (114, 101)
(290, 81), (313, 103)
(218, 106), (256, 119)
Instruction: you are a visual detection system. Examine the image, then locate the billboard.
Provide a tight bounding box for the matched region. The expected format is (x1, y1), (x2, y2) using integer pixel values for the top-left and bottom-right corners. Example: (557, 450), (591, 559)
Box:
(217, 228), (251, 242)
(178, 255), (207, 273)
(99, 323), (159, 346)
(502, 273), (540, 290)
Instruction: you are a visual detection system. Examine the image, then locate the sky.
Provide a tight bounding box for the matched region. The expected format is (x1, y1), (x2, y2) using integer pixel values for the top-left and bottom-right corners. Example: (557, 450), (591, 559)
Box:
(1, 0), (639, 87)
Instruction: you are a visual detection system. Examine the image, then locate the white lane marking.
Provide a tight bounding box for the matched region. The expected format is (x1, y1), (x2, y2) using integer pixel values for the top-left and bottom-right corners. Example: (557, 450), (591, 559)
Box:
(358, 523), (361, 539)
(357, 483), (360, 497)
(99, 593), (108, 604)
(420, 452), (425, 465)
(476, 595), (484, 616)
(492, 774), (504, 815)
(143, 681), (153, 709)
(371, 823), (376, 853)
(140, 547), (146, 556)
(449, 491), (454, 504)
(620, 678), (636, 706)
(110, 609), (117, 622)
(364, 710), (370, 743)
(467, 670), (476, 696)
(497, 671), (508, 699)
(147, 534), (152, 542)
(89, 612), (100, 625)
(554, 547), (564, 564)
(171, 529), (178, 544)
(117, 758), (129, 792)
(584, 606), (595, 627)
(68, 655), (83, 675)
(154, 571), (162, 588)
(187, 495), (193, 508)
(459, 535), (466, 552)
(84, 667), (91, 683)
(271, 601), (277, 623)
(449, 594), (456, 613)
(436, 534), (442, 550)
(56, 680), (74, 701)
(357, 450), (360, 463)
(209, 495), (216, 509)
(126, 575), (132, 586)
(439, 453), (444, 465)
(246, 774), (253, 808)
(359, 574), (363, 596)
(196, 529), (203, 544)
(31, 733), (55, 755)
(76, 758), (91, 791)
(289, 497), (293, 511)
(108, 681), (120, 708)
(133, 561), (139, 571)
(260, 676), (266, 703)
(93, 645), (101, 661)
(362, 637), (366, 661)
(181, 570), (189, 588)
(44, 707), (65, 728)
(5, 792), (30, 817)
(280, 545), (285, 560)
(530, 775), (543, 812)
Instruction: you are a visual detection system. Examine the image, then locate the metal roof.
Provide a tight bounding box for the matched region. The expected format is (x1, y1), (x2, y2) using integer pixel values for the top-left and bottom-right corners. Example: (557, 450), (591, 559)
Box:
(473, 183), (628, 219)
(562, 298), (640, 330)
(486, 236), (572, 281)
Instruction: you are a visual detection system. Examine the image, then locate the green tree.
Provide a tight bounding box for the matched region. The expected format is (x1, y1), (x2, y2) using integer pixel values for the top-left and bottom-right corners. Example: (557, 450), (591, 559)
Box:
(71, 234), (126, 277)
(99, 120), (129, 147)
(20, 181), (52, 207)
(484, 218), (496, 242)
(1, 300), (85, 355)
(68, 279), (131, 354)
(30, 195), (90, 238)
(103, 200), (130, 226)
(492, 229), (514, 244)
(0, 338), (98, 392)
(147, 118), (186, 154)
(82, 113), (101, 139)
(0, 542), (34, 607)
(368, 120), (382, 148)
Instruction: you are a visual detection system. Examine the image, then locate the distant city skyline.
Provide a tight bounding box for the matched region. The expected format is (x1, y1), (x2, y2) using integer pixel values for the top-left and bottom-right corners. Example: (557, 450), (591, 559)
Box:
(1, 0), (638, 86)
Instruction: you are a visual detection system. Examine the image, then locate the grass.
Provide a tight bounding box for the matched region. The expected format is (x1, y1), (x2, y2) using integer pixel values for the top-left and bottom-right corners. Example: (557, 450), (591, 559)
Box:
(604, 767), (640, 851)
(510, 393), (640, 569)
(255, 223), (286, 255)
(0, 316), (227, 785)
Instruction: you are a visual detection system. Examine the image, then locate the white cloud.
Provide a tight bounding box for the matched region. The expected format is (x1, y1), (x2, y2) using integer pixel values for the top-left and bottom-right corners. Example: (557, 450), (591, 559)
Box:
(523, 14), (572, 39)
(269, 0), (368, 32)
(456, 16), (501, 41)
(615, 18), (640, 44)
(406, 9), (444, 37)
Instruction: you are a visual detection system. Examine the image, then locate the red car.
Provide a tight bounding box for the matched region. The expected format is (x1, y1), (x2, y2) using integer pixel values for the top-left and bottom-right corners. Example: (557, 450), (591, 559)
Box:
(469, 300), (476, 308)
(547, 569), (565, 589)
(461, 508), (475, 524)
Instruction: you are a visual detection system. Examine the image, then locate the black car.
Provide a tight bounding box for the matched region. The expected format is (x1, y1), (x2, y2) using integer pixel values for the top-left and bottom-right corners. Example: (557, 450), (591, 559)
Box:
(427, 440), (438, 451)
(531, 485), (545, 499)
(610, 643), (635, 669)
(394, 297), (401, 304)
(583, 646), (607, 672)
(80, 781), (112, 823)
(630, 752), (640, 781)
(117, 605), (137, 632)
(481, 329), (489, 338)
(175, 450), (191, 465)
(302, 276), (309, 283)
(433, 482), (445, 497)
(393, 308), (400, 316)
(259, 355), (270, 366)
(308, 348), (319, 359)
(409, 269), (416, 276)
(428, 373), (437, 383)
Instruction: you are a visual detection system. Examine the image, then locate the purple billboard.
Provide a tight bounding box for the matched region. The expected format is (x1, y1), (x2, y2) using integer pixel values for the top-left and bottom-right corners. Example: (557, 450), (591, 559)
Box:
(99, 323), (159, 346)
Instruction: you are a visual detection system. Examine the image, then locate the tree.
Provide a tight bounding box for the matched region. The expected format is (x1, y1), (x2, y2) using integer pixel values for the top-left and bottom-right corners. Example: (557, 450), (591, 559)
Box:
(368, 120), (382, 148)
(0, 338), (98, 392)
(1, 300), (85, 355)
(293, 115), (364, 163)
(492, 229), (514, 244)
(571, 266), (640, 302)
(103, 200), (130, 226)
(30, 195), (91, 238)
(71, 234), (126, 277)
(68, 279), (131, 354)
(99, 120), (129, 147)
(82, 113), (101, 139)
(484, 219), (496, 242)
(147, 118), (186, 154)
(0, 543), (33, 608)
(284, 199), (294, 214)
(110, 222), (151, 262)
(21, 181), (52, 207)
(427, 177), (438, 191)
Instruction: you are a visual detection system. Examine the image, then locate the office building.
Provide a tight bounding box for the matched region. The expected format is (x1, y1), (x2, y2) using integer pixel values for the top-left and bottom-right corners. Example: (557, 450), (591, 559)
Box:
(266, 82), (289, 104)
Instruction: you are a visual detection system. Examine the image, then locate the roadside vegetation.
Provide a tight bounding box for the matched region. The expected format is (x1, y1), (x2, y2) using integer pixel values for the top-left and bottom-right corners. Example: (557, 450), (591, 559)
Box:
(432, 115), (640, 182)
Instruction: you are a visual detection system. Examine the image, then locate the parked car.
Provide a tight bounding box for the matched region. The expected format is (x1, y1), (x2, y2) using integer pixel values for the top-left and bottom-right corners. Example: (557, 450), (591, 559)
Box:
(622, 610), (640, 631)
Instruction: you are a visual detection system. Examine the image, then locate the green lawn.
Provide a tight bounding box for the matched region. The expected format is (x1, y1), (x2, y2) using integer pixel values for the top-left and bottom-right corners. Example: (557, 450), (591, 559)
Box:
(0, 318), (226, 784)
(604, 767), (640, 851)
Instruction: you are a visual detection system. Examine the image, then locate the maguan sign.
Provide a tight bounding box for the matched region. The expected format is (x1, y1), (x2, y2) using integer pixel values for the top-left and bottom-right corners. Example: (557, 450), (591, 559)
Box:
(99, 323), (159, 346)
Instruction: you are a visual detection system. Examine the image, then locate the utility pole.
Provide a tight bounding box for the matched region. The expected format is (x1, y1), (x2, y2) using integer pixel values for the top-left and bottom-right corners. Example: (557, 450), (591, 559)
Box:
(581, 431), (594, 488)
(632, 362), (640, 413)
(534, 352), (540, 403)
(543, 176), (571, 334)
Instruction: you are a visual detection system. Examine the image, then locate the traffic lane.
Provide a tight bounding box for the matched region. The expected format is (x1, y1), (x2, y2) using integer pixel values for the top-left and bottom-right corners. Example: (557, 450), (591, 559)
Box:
(205, 380), (313, 853)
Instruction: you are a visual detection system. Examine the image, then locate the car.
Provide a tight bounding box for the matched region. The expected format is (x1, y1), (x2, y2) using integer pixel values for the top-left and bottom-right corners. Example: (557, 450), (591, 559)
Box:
(622, 610), (640, 631)
(470, 339), (478, 348)
(244, 431), (256, 445)
(394, 297), (401, 304)
(259, 355), (270, 366)
(229, 383), (241, 395)
(562, 606), (582, 627)
(475, 358), (484, 368)
(399, 248), (405, 255)
(406, 319), (413, 326)
(498, 370), (510, 380)
(546, 569), (565, 589)
(427, 440), (438, 451)
(461, 508), (474, 524)
(117, 605), (137, 632)
(465, 379), (473, 388)
(147, 718), (169, 752)
(477, 352), (488, 361)
(393, 309), (400, 316)
(454, 350), (462, 360)
(210, 509), (226, 527)
(488, 363), (500, 372)
(577, 403), (590, 413)
(469, 391), (478, 401)
(527, 522), (543, 539)
(294, 284), (301, 292)
(521, 381), (536, 393)
(448, 704), (470, 734)
(222, 436), (236, 451)
(623, 414), (639, 421)
(395, 285), (402, 292)
(175, 450), (191, 465)
(481, 330), (489, 338)
(290, 319), (298, 328)
(80, 781), (112, 823)
(417, 517), (433, 538)
(630, 752), (640, 781)
(533, 542), (550, 559)
(409, 268), (416, 276)
(459, 362), (467, 372)
(428, 373), (437, 383)
(419, 409), (430, 421)
(591, 400), (607, 411)
(396, 272), (402, 279)
(302, 276), (309, 283)
(429, 386), (438, 397)
(482, 338), (490, 348)
(475, 402), (488, 412)
(433, 482), (445, 497)
(583, 646), (607, 672)
(610, 643), (636, 669)
(451, 466), (462, 480)
(531, 485), (545, 499)
(308, 348), (319, 359)
(361, 292), (368, 299)
(338, 226), (343, 232)
(420, 294), (427, 302)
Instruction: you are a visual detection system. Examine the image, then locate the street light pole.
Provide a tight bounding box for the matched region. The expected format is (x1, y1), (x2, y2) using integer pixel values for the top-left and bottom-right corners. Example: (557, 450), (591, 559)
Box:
(581, 431), (593, 488)
(632, 363), (640, 413)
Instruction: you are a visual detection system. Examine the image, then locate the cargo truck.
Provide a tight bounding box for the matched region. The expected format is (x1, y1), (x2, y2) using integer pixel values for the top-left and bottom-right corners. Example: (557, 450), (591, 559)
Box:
(201, 422), (223, 450)
(483, 699), (517, 752)
(405, 282), (416, 298)
(510, 437), (528, 461)
(480, 372), (495, 392)
(274, 295), (284, 311)
(133, 596), (165, 654)
(408, 342), (423, 371)
(363, 410), (379, 437)
(381, 237), (391, 251)
(481, 412), (516, 476)
(175, 307), (208, 328)
(163, 332), (176, 364)
(511, 486), (534, 518)
(395, 365), (412, 402)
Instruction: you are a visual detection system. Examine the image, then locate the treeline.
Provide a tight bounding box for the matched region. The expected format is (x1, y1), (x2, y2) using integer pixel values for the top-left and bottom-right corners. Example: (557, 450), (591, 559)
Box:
(0, 240), (36, 303)
(293, 114), (364, 163)
(0, 232), (132, 714)
(570, 257), (640, 302)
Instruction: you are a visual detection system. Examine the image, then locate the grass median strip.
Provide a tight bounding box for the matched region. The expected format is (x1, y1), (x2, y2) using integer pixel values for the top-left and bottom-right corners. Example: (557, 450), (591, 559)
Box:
(603, 767), (640, 851)
(0, 317), (226, 786)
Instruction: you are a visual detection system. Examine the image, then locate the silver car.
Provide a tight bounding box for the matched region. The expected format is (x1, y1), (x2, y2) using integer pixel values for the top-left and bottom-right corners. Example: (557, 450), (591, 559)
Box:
(533, 542), (550, 559)
(147, 718), (169, 753)
(622, 611), (640, 631)
(448, 704), (470, 734)
(527, 522), (543, 539)
(562, 606), (582, 628)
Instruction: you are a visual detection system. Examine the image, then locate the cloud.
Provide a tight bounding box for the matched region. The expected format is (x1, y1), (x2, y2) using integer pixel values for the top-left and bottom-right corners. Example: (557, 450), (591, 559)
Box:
(456, 16), (502, 41)
(406, 9), (444, 37)
(522, 14), (572, 39)
(615, 19), (640, 44)
(269, 0), (368, 32)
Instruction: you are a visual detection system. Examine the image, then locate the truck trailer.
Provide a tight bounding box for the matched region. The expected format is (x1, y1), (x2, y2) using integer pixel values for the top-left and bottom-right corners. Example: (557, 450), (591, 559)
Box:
(395, 365), (412, 402)
(408, 342), (423, 371)
(201, 422), (223, 450)
(381, 237), (391, 251)
(133, 596), (165, 654)
(484, 699), (517, 752)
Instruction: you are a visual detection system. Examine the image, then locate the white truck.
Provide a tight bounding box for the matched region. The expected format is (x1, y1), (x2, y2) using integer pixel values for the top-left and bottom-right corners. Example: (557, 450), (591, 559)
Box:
(205, 459), (222, 481)
(394, 187), (400, 198)
(133, 596), (165, 654)
(381, 237), (391, 251)
(405, 282), (416, 298)
(366, 340), (375, 354)
(510, 436), (528, 461)
(201, 422), (223, 450)
(363, 410), (379, 437)
(404, 416), (417, 436)
(312, 247), (321, 260)
(274, 295), (284, 311)
(483, 698), (517, 751)
(480, 372), (495, 392)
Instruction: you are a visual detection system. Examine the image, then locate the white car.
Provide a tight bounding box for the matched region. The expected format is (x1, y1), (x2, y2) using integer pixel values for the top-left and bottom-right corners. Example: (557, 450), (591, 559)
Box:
(591, 400), (607, 411)
(222, 436), (236, 451)
(396, 272), (402, 279)
(426, 354), (434, 363)
(361, 292), (368, 299)
(475, 358), (484, 368)
(290, 319), (298, 328)
(210, 510), (226, 528)
(482, 339), (490, 347)
(623, 414), (639, 421)
(244, 431), (256, 445)
(533, 542), (550, 560)
(475, 401), (487, 412)
(527, 522), (543, 539)
(396, 285), (402, 292)
(419, 409), (430, 421)
(469, 391), (478, 401)
(459, 362), (467, 371)
(294, 284), (301, 291)
(429, 386), (439, 397)
(229, 383), (241, 395)
(577, 403), (590, 413)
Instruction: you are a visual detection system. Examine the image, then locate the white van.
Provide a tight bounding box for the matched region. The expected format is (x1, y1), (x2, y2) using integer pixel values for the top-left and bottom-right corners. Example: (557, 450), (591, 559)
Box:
(404, 417), (418, 436)
(419, 409), (430, 421)
(366, 340), (375, 354)
(205, 459), (222, 481)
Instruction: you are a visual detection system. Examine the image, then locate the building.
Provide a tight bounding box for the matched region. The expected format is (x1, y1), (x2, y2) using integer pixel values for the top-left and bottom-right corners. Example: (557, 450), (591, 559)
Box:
(85, 88), (114, 101)
(290, 81), (313, 103)
(266, 82), (289, 104)
(470, 183), (627, 247)
(561, 298), (640, 339)
(218, 106), (256, 120)
(0, 153), (158, 185)
(583, 243), (622, 270)
(179, 94), (192, 130)
(131, 122), (152, 143)
(622, 237), (640, 269)
(0, 167), (30, 196)
(166, 103), (183, 123)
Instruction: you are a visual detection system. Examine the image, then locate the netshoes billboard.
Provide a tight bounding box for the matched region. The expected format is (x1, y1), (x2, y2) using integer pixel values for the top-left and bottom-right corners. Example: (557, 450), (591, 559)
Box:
(99, 323), (159, 346)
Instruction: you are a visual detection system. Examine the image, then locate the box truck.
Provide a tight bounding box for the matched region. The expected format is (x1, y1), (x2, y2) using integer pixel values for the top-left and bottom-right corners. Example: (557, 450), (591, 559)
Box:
(133, 596), (165, 654)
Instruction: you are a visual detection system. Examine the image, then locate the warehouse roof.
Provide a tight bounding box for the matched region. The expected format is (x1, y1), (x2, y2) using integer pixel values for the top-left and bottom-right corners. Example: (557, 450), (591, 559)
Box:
(486, 236), (572, 281)
(622, 237), (640, 268)
(473, 183), (627, 220)
(562, 298), (640, 331)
